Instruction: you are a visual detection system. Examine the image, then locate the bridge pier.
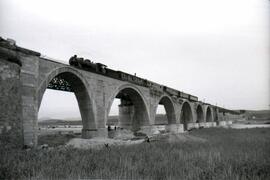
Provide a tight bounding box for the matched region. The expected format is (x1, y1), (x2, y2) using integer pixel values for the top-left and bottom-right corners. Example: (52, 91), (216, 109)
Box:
(199, 122), (205, 128)
(139, 125), (159, 135)
(139, 124), (184, 135)
(118, 103), (134, 130)
(117, 96), (150, 132)
(165, 124), (184, 133)
(204, 122), (212, 128)
(218, 121), (227, 127)
(82, 129), (98, 138)
(187, 123), (195, 130)
(81, 128), (108, 139)
(187, 122), (202, 130)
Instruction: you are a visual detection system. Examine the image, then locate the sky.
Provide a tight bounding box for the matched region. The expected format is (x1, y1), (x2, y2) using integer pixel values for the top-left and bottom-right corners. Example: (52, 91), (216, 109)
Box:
(0, 0), (269, 119)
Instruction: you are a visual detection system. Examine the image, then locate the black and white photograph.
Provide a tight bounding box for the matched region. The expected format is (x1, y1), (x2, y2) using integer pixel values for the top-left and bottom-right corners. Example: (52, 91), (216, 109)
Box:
(0, 0), (269, 179)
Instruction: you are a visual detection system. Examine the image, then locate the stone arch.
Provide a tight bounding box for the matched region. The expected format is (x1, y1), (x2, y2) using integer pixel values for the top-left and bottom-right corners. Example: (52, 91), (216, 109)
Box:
(205, 106), (213, 122)
(154, 95), (176, 124)
(196, 104), (204, 123)
(37, 67), (97, 134)
(180, 101), (193, 130)
(107, 84), (150, 131)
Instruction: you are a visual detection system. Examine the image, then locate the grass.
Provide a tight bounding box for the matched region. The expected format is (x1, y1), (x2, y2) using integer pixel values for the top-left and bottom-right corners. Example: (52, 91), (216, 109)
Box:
(1, 128), (270, 179)
(38, 133), (78, 147)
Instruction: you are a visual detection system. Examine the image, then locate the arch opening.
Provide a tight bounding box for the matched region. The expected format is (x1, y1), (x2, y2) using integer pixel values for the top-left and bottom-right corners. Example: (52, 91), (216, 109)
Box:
(206, 107), (212, 122)
(196, 105), (204, 123)
(180, 102), (193, 131)
(107, 99), (120, 131)
(38, 71), (96, 142)
(107, 87), (150, 133)
(155, 96), (176, 125)
(155, 105), (168, 125)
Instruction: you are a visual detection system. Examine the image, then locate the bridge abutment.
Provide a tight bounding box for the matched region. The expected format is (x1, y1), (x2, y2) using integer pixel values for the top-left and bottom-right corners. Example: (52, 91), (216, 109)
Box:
(20, 54), (40, 147)
(0, 57), (23, 148)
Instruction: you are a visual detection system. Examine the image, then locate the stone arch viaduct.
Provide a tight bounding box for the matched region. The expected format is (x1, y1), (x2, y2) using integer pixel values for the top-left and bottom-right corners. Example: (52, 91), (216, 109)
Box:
(0, 38), (240, 147)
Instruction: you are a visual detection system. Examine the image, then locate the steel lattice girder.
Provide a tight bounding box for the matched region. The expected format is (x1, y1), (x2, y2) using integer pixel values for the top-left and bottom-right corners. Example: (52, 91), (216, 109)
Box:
(47, 76), (74, 92)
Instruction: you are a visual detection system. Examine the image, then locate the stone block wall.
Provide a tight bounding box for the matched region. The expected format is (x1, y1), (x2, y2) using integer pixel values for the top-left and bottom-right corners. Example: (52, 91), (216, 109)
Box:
(0, 58), (23, 148)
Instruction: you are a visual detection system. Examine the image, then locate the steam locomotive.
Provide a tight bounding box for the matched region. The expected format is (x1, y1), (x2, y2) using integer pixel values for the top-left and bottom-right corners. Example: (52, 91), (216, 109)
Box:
(69, 55), (198, 101)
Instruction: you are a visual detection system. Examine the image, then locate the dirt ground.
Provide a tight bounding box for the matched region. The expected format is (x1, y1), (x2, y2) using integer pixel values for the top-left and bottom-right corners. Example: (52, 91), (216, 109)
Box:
(66, 132), (207, 149)
(66, 137), (145, 149)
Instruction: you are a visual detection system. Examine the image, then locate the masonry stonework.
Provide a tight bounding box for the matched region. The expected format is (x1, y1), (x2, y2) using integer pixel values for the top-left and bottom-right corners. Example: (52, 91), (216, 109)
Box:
(0, 58), (23, 147)
(0, 38), (242, 147)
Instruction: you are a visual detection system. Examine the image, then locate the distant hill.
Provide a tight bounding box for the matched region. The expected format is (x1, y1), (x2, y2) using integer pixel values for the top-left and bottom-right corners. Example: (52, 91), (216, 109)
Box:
(38, 119), (82, 126)
(242, 110), (270, 120)
(38, 114), (168, 126)
(38, 117), (52, 121)
(106, 115), (119, 125)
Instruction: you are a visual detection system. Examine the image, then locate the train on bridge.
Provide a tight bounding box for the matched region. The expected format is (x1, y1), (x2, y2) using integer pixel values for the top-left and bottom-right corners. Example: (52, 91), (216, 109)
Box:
(69, 55), (198, 102)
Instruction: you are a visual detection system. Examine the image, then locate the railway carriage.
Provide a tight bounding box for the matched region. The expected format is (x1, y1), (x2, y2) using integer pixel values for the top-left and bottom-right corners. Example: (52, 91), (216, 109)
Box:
(69, 56), (198, 102)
